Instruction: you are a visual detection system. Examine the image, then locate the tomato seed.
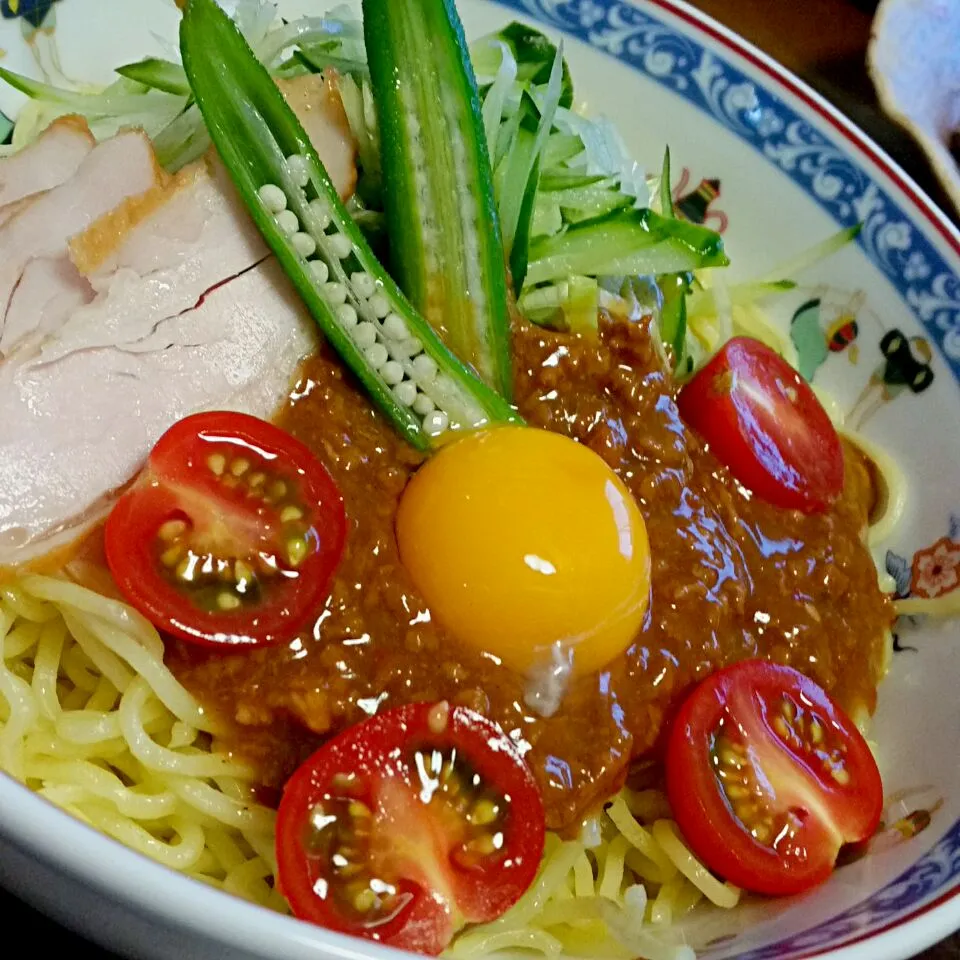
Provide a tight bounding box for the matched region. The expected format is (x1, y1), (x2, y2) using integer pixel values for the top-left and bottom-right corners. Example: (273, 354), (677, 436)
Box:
(217, 591), (242, 611)
(468, 799), (499, 826)
(348, 801), (371, 820)
(161, 545), (183, 568)
(235, 560), (254, 586)
(207, 453), (226, 476)
(271, 481), (288, 499)
(158, 519), (187, 542)
(353, 888), (377, 913)
(287, 537), (309, 567)
(248, 472), (266, 488)
(809, 720), (824, 744)
(781, 699), (795, 723)
(831, 766), (850, 786)
(280, 505), (304, 523)
(230, 458), (250, 477)
(427, 701), (450, 735)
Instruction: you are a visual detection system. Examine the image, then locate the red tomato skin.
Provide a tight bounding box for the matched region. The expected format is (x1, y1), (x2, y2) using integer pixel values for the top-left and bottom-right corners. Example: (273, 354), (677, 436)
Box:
(105, 411), (346, 648)
(665, 660), (882, 897)
(678, 338), (844, 513)
(276, 703), (545, 955)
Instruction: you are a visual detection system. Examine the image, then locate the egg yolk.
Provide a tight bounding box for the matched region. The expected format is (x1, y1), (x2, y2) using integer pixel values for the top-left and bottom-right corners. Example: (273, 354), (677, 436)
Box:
(395, 426), (651, 679)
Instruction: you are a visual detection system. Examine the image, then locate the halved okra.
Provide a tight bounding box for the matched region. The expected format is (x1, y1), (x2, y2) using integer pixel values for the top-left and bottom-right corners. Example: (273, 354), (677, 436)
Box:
(363, 0), (514, 399)
(180, 0), (522, 452)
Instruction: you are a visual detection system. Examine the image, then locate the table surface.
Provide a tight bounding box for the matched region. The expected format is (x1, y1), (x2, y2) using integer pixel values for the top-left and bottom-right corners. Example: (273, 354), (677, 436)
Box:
(3, 1), (958, 959)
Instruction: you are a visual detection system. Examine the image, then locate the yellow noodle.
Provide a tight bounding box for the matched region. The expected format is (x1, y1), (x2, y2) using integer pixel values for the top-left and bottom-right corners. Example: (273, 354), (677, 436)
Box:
(5, 619), (42, 660)
(1, 584), (58, 623)
(598, 834), (629, 900)
(651, 821), (740, 909)
(25, 758), (177, 820)
(449, 926), (564, 958)
(894, 594), (960, 617)
(118, 678), (248, 779)
(574, 850), (595, 898)
(607, 797), (676, 878)
(60, 644), (100, 693)
(0, 577), (277, 907)
(32, 617), (67, 721)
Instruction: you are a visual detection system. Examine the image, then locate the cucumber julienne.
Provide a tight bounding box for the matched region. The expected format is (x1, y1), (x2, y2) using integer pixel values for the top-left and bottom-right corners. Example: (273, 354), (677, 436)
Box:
(180, 0), (521, 452)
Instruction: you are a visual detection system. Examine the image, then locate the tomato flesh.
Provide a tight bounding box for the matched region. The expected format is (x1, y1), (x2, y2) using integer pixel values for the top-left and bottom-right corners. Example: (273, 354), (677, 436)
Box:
(677, 337), (844, 513)
(105, 411), (346, 647)
(276, 702), (545, 955)
(666, 660), (883, 896)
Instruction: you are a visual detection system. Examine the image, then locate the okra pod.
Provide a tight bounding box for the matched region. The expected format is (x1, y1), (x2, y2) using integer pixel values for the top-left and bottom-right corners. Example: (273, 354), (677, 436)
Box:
(180, 0), (521, 452)
(363, 0), (514, 399)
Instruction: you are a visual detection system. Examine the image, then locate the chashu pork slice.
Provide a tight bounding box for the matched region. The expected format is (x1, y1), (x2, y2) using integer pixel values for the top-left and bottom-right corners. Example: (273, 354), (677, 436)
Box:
(39, 154), (270, 363)
(277, 72), (357, 200)
(0, 115), (95, 221)
(0, 129), (164, 357)
(0, 259), (316, 565)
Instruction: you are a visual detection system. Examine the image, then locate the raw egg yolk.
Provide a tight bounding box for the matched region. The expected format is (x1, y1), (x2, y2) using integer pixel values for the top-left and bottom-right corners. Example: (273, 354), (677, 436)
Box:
(395, 426), (651, 678)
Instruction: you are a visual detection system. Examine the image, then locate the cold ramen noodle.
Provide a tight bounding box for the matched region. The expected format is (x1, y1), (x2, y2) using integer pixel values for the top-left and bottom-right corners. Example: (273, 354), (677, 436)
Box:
(0, 0), (943, 957)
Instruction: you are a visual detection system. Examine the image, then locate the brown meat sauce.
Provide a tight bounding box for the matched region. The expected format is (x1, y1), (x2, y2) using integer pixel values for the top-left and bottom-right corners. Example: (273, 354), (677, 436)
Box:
(167, 315), (893, 831)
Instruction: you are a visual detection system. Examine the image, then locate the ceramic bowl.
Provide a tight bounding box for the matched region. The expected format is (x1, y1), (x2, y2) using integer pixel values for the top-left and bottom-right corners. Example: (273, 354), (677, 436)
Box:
(0, 1), (958, 958)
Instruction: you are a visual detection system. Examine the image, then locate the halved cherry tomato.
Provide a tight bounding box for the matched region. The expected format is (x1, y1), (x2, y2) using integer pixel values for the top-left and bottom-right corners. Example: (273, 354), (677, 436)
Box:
(104, 411), (345, 647)
(665, 660), (883, 896)
(677, 337), (844, 513)
(276, 702), (545, 955)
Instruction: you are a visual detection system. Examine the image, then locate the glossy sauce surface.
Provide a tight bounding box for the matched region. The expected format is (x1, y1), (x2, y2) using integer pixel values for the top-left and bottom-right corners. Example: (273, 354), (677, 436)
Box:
(167, 315), (893, 831)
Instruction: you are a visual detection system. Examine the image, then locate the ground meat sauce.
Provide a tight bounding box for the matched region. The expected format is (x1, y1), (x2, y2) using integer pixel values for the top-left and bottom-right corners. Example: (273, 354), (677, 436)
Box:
(167, 314), (893, 832)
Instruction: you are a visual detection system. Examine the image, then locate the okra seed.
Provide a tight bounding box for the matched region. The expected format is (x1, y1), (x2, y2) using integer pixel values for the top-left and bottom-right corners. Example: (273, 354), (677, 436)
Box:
(369, 294), (390, 319)
(412, 393), (435, 416)
(336, 304), (359, 329)
(393, 381), (418, 407)
(380, 361), (404, 386)
(309, 260), (330, 284)
(284, 153), (310, 187)
(292, 232), (317, 258)
(364, 343), (389, 369)
(323, 282), (348, 306)
(433, 374), (456, 398)
(351, 272), (376, 300)
(354, 322), (377, 348)
(257, 184), (287, 214)
(406, 337), (423, 357)
(276, 209), (299, 237)
(329, 234), (354, 260)
(308, 198), (331, 231)
(412, 354), (438, 383)
(423, 410), (450, 436)
(382, 313), (409, 341)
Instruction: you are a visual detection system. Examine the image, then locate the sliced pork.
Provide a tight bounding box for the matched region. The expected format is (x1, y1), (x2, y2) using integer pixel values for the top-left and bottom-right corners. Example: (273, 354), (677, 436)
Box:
(44, 156), (269, 362)
(0, 259), (315, 564)
(0, 130), (164, 357)
(0, 115), (94, 213)
(0, 132), (317, 565)
(277, 72), (358, 200)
